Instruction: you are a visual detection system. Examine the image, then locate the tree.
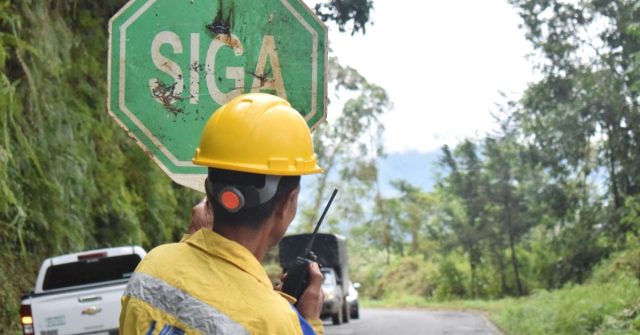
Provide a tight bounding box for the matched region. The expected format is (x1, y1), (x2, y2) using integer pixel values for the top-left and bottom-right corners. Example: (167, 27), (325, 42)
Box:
(509, 0), (640, 242)
(299, 56), (389, 232)
(483, 133), (526, 296)
(438, 140), (489, 298)
(314, 0), (374, 35)
(389, 180), (439, 255)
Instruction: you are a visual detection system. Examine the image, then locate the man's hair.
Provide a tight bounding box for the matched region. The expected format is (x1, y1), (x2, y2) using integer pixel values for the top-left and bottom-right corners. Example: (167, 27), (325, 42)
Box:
(206, 168), (300, 229)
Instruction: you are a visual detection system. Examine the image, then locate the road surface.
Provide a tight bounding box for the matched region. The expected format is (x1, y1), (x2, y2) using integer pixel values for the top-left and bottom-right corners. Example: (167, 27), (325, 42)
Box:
(324, 308), (502, 335)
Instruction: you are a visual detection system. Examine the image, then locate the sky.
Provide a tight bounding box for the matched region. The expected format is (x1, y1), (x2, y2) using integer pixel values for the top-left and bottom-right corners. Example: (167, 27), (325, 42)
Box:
(316, 0), (539, 154)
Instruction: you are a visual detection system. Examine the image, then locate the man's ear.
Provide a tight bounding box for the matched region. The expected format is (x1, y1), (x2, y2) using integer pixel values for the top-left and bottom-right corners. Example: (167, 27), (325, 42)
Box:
(275, 186), (300, 219)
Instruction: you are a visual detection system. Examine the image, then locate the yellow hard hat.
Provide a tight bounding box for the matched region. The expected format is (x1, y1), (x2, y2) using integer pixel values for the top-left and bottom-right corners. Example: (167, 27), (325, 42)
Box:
(192, 93), (322, 175)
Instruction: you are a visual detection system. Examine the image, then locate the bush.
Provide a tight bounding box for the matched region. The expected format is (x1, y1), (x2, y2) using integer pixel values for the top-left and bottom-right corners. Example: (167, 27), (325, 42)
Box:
(375, 255), (438, 299)
(347, 243), (388, 299)
(591, 238), (640, 284)
(433, 255), (467, 300)
(493, 272), (640, 334)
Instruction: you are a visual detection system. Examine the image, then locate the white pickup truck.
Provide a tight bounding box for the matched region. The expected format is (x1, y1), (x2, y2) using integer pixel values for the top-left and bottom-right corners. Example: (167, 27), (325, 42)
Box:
(19, 246), (146, 335)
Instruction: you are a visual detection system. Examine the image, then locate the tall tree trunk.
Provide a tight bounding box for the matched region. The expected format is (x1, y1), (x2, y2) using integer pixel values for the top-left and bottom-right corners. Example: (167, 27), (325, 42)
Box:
(504, 176), (523, 296)
(509, 228), (524, 296)
(507, 227), (523, 296)
(469, 249), (478, 298)
(606, 124), (622, 210)
(490, 239), (508, 295)
(375, 182), (390, 265)
(410, 224), (419, 254)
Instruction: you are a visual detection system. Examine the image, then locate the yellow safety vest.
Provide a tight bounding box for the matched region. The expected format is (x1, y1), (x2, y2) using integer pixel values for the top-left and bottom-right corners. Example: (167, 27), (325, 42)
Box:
(119, 229), (323, 334)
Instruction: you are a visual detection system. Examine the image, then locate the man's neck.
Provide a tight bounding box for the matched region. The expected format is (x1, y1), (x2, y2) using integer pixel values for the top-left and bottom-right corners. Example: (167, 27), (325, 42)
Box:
(212, 221), (275, 262)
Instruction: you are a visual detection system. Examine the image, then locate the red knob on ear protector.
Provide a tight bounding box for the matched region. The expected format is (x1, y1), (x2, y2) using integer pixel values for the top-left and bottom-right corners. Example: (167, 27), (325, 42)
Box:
(219, 187), (245, 212)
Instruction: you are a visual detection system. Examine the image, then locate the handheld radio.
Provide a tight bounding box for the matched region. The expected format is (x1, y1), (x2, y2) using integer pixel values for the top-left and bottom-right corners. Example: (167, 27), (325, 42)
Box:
(281, 188), (338, 303)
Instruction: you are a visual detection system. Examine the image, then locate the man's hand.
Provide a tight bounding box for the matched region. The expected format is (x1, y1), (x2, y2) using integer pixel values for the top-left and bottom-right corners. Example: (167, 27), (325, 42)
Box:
(187, 197), (213, 234)
(296, 262), (324, 320)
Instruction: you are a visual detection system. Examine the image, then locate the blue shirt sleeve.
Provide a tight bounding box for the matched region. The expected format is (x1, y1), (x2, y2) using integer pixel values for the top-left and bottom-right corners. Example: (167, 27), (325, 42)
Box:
(291, 304), (316, 335)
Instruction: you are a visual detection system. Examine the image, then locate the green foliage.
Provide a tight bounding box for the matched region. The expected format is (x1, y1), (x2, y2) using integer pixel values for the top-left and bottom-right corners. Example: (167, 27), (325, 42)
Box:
(328, 1), (640, 333)
(489, 242), (640, 334)
(622, 195), (640, 237)
(438, 140), (488, 297)
(493, 274), (640, 335)
(354, 0), (640, 304)
(299, 56), (389, 234)
(363, 249), (640, 335)
(591, 238), (640, 284)
(347, 239), (387, 298)
(314, 0), (373, 35)
(0, 1), (200, 331)
(374, 255), (438, 299)
(509, 0), (640, 239)
(433, 255), (468, 300)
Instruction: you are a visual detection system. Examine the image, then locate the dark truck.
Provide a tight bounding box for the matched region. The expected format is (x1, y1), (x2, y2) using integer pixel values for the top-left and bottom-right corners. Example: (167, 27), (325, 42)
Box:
(279, 233), (351, 325)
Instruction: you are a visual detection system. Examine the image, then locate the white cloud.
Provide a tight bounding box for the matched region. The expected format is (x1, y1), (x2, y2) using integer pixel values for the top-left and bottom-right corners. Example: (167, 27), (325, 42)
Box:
(323, 0), (538, 153)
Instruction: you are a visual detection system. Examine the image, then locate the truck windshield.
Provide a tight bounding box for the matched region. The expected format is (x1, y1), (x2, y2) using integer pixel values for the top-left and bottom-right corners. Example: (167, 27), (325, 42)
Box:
(43, 254), (141, 290)
(322, 270), (336, 287)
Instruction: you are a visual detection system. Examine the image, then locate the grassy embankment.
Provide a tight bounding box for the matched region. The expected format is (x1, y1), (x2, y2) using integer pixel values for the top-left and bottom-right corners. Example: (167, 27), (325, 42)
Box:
(362, 246), (640, 335)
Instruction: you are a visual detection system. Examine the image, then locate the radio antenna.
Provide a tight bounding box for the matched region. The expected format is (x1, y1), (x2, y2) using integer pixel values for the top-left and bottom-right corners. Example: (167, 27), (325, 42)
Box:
(303, 188), (338, 256)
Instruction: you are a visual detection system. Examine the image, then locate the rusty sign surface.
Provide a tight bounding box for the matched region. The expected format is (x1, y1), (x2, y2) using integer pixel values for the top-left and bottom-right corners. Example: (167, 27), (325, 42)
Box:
(108, 0), (327, 191)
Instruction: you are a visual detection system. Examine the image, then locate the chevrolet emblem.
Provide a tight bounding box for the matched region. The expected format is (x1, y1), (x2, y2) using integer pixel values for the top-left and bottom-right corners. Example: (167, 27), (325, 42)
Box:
(81, 307), (102, 316)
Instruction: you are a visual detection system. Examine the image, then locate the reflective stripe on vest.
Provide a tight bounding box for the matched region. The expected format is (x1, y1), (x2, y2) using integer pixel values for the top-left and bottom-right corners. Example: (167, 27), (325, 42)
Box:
(124, 272), (249, 335)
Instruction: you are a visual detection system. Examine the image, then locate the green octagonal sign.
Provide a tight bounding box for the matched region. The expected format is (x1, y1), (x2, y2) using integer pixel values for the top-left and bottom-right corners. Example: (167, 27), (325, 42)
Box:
(108, 0), (327, 191)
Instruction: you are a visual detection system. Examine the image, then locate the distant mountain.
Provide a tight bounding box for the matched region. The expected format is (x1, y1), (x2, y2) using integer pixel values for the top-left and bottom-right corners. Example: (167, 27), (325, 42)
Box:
(377, 150), (441, 195)
(295, 150), (442, 229)
(300, 150), (442, 203)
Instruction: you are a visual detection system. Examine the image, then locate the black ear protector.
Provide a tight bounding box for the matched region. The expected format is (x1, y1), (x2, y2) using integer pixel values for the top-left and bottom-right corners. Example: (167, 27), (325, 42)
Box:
(206, 175), (282, 213)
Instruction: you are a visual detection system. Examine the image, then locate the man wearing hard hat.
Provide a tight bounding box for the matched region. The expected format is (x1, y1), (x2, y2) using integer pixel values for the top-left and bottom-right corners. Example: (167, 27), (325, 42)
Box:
(119, 93), (325, 334)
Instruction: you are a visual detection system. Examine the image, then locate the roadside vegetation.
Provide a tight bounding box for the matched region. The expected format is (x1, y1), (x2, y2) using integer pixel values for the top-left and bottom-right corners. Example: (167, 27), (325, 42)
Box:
(2, 0), (640, 334)
(297, 3), (640, 335)
(356, 241), (640, 334)
(0, 1), (373, 332)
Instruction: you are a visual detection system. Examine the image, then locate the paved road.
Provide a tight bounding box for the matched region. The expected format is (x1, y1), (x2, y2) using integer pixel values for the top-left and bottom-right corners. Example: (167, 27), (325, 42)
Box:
(323, 308), (502, 335)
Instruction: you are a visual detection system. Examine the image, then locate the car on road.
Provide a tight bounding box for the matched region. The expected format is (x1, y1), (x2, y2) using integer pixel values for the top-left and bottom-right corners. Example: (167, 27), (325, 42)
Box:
(346, 281), (360, 319)
(321, 267), (348, 325)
